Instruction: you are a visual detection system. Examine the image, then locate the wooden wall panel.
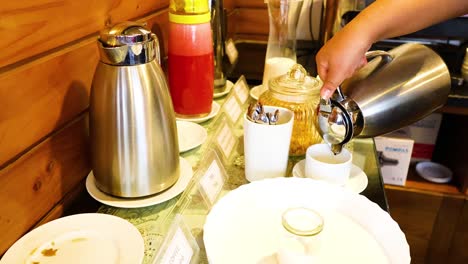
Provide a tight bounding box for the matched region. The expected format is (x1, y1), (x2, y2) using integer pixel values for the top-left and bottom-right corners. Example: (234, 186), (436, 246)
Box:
(235, 8), (269, 36)
(0, 10), (169, 256)
(0, 42), (97, 167)
(0, 0), (169, 68)
(427, 197), (465, 263)
(386, 188), (443, 264)
(235, 0), (266, 9)
(0, 10), (169, 169)
(448, 200), (468, 263)
(0, 115), (90, 255)
(223, 0), (236, 11)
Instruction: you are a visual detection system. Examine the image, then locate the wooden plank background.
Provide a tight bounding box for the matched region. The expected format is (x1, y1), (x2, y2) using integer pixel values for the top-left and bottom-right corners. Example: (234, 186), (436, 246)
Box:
(235, 8), (268, 36)
(0, 0), (170, 255)
(0, 0), (169, 69)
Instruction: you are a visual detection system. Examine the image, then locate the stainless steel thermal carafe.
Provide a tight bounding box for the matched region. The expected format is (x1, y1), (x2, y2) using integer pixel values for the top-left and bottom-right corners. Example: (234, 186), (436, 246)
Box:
(318, 43), (451, 154)
(90, 22), (180, 197)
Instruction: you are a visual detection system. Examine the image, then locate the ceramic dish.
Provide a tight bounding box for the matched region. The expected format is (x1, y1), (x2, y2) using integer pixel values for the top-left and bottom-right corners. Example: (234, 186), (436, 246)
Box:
(214, 80), (234, 98)
(86, 157), (193, 208)
(416, 161), (453, 183)
(176, 101), (220, 124)
(292, 159), (368, 193)
(203, 177), (410, 264)
(249, 84), (266, 101)
(1, 213), (144, 264)
(177, 121), (207, 153)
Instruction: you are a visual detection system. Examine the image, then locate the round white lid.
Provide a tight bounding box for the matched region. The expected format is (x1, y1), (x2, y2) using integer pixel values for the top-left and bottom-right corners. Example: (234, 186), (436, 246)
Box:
(415, 161), (453, 184)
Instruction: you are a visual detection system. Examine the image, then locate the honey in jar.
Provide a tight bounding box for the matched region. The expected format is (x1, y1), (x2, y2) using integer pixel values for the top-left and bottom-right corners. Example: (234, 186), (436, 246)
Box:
(258, 64), (322, 156)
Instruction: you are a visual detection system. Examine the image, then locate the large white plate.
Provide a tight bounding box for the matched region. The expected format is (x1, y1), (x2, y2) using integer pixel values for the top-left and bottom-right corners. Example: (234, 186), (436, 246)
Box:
(204, 177), (410, 264)
(86, 157), (193, 208)
(214, 80), (234, 98)
(176, 101), (220, 124)
(177, 121), (207, 153)
(292, 159), (369, 194)
(1, 213), (144, 264)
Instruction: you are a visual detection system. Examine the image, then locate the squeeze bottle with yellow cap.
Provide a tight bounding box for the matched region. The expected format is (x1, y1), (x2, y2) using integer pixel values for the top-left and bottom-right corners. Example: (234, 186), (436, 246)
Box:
(168, 0), (214, 117)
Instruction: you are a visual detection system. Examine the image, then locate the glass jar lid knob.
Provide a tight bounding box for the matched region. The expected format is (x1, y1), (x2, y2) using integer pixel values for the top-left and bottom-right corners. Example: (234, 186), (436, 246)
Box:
(288, 64), (307, 83)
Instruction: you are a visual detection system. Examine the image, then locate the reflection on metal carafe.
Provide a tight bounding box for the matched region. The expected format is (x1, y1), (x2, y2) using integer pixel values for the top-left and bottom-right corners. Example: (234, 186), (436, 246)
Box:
(90, 22), (180, 198)
(318, 43), (451, 154)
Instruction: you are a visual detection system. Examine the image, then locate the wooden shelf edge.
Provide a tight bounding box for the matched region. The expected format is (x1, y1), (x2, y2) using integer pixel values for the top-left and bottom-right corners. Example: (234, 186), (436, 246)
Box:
(438, 105), (468, 116)
(384, 183), (466, 199)
(384, 164), (467, 198)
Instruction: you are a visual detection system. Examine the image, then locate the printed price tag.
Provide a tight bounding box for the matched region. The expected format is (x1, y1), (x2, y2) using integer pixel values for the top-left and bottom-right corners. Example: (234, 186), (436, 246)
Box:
(216, 121), (236, 159)
(223, 94), (243, 123)
(233, 76), (250, 105)
(200, 159), (225, 205)
(225, 38), (239, 65)
(159, 227), (194, 264)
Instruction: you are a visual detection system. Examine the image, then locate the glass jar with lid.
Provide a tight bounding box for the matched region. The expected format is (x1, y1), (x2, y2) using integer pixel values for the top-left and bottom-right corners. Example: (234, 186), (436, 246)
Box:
(258, 64), (322, 156)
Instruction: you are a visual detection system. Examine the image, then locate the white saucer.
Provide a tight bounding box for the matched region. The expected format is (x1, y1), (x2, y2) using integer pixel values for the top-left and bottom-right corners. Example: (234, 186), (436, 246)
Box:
(249, 84), (266, 101)
(1, 213), (144, 264)
(416, 161), (453, 183)
(292, 159), (368, 193)
(177, 121), (207, 153)
(214, 80), (234, 98)
(176, 101), (220, 124)
(85, 157), (193, 208)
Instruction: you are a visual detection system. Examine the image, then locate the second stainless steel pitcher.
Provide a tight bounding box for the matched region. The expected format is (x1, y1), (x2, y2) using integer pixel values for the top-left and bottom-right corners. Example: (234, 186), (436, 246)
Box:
(90, 22), (180, 198)
(318, 43), (451, 154)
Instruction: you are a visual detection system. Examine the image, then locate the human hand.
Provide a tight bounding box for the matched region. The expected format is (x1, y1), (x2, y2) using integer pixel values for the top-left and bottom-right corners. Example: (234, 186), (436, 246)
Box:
(315, 28), (371, 99)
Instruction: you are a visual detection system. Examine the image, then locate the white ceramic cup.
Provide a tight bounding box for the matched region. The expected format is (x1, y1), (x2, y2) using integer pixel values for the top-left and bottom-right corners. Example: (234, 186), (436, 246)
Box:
(244, 106), (294, 182)
(305, 143), (352, 186)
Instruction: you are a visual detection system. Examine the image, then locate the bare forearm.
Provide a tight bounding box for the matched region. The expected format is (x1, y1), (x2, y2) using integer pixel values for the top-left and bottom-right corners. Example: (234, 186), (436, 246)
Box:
(316, 0), (468, 99)
(347, 0), (468, 44)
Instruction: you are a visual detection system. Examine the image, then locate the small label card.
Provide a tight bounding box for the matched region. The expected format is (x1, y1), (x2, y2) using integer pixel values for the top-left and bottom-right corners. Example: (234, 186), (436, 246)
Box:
(160, 227), (193, 264)
(199, 159), (226, 205)
(233, 75), (250, 105)
(215, 119), (237, 161)
(223, 93), (243, 124)
(157, 215), (199, 264)
(225, 38), (239, 65)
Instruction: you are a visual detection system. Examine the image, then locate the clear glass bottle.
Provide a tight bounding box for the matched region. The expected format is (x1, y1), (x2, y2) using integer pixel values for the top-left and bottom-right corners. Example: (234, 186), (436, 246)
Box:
(168, 0), (214, 118)
(261, 0), (303, 94)
(259, 64), (322, 156)
(211, 0), (227, 91)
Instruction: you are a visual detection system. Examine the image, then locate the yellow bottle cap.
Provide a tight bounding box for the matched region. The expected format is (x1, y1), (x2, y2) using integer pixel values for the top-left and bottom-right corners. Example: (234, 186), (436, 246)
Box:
(169, 12), (211, 24)
(169, 0), (211, 24)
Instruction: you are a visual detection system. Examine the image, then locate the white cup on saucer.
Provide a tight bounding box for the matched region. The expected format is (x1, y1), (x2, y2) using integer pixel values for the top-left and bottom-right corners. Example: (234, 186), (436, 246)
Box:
(305, 143), (352, 186)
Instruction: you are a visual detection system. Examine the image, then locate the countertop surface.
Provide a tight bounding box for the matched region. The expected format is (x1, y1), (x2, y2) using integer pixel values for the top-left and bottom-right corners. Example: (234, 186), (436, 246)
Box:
(91, 92), (388, 263)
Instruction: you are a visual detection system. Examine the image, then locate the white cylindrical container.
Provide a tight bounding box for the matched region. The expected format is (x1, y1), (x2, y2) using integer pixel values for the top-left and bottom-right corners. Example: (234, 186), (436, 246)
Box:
(243, 106), (294, 182)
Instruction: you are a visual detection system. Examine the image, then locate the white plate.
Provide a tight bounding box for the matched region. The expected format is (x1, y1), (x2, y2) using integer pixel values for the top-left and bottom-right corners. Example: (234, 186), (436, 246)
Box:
(85, 157), (193, 208)
(177, 121), (207, 153)
(249, 84), (266, 101)
(1, 213), (144, 264)
(416, 161), (453, 183)
(214, 80), (234, 98)
(204, 178), (410, 264)
(292, 159), (368, 194)
(176, 101), (220, 124)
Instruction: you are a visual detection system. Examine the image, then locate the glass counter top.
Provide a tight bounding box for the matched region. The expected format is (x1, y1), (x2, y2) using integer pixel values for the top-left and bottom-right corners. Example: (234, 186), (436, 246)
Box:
(95, 85), (388, 264)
